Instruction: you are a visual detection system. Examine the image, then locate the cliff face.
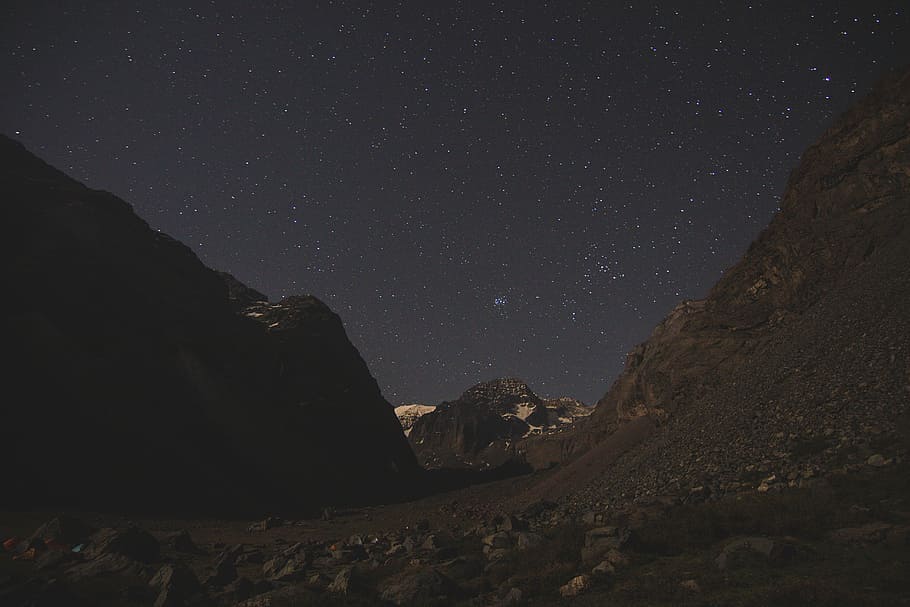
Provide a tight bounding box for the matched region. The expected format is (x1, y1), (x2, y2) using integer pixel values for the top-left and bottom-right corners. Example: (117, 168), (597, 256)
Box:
(593, 66), (910, 431)
(525, 67), (910, 504)
(0, 135), (417, 514)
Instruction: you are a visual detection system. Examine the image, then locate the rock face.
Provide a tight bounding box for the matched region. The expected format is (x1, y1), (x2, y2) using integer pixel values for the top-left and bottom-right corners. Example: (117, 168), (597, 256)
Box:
(533, 67), (910, 506)
(407, 378), (590, 469)
(0, 134), (418, 513)
(394, 404), (437, 436)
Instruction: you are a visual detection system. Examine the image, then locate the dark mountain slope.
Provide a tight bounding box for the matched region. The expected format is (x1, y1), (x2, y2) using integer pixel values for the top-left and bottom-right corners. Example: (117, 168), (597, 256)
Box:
(526, 66), (910, 505)
(1, 135), (417, 514)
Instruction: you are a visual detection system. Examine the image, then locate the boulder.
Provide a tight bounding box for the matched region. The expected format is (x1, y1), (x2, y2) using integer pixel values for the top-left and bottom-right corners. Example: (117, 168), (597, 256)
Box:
(559, 575), (591, 597)
(602, 548), (629, 567)
(516, 532), (543, 550)
(163, 530), (199, 554)
(421, 534), (444, 551)
(581, 526), (629, 563)
(378, 567), (457, 605)
(149, 563), (202, 607)
(85, 527), (160, 563)
(482, 532), (512, 550)
(327, 567), (355, 594)
(205, 553), (238, 587)
(591, 560), (615, 576)
(437, 555), (484, 583)
(262, 556), (307, 582)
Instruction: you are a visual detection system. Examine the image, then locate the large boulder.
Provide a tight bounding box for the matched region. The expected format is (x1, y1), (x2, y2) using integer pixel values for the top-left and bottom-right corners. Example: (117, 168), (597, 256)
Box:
(84, 527), (160, 563)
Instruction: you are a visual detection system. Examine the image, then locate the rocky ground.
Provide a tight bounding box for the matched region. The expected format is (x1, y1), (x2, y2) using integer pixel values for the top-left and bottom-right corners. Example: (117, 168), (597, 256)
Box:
(3, 454), (909, 606)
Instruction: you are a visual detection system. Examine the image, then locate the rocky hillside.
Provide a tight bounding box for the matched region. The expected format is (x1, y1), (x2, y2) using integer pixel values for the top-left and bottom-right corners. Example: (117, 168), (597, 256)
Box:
(0, 135), (418, 513)
(408, 378), (591, 469)
(529, 66), (910, 509)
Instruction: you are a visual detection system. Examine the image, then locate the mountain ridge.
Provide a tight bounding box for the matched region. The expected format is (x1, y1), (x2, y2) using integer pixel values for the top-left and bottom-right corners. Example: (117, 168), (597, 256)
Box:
(0, 134), (419, 514)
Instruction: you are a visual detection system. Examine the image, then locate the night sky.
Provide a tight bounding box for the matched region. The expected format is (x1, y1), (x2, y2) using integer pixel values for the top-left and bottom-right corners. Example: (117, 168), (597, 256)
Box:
(3, 2), (908, 406)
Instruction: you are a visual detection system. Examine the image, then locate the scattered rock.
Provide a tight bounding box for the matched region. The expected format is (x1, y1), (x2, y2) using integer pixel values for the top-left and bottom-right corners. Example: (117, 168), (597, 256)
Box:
(559, 574), (591, 597)
(866, 454), (889, 467)
(378, 567), (456, 605)
(327, 567), (355, 594)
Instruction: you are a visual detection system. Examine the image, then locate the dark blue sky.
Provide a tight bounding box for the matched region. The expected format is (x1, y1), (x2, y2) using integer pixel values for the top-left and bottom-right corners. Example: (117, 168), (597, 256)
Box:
(3, 1), (908, 405)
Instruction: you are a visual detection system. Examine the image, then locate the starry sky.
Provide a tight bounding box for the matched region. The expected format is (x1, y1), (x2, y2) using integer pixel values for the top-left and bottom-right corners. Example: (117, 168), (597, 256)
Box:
(3, 2), (909, 406)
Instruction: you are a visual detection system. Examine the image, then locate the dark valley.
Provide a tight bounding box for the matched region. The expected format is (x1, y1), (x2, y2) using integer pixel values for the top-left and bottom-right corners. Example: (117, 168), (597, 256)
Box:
(2, 47), (909, 607)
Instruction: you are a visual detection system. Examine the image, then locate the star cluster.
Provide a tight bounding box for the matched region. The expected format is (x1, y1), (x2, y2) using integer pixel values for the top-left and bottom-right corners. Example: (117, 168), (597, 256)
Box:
(2, 1), (908, 404)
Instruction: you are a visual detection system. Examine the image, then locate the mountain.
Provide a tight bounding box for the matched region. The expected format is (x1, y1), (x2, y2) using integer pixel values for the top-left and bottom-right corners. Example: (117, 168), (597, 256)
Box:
(395, 404), (437, 436)
(528, 66), (910, 506)
(407, 378), (591, 469)
(542, 396), (593, 427)
(0, 135), (418, 514)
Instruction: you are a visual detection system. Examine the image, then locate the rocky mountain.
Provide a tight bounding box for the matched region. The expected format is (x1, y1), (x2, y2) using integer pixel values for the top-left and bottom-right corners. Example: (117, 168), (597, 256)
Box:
(527, 66), (910, 507)
(542, 396), (593, 427)
(407, 378), (591, 469)
(0, 134), (418, 514)
(394, 404), (437, 436)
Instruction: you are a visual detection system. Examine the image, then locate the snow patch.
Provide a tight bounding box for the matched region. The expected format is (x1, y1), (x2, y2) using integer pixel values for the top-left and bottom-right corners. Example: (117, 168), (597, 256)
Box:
(395, 404), (436, 435)
(514, 403), (535, 420)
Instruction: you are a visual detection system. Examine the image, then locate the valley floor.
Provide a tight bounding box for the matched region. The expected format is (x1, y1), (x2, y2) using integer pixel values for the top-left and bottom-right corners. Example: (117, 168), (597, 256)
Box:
(3, 458), (909, 606)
